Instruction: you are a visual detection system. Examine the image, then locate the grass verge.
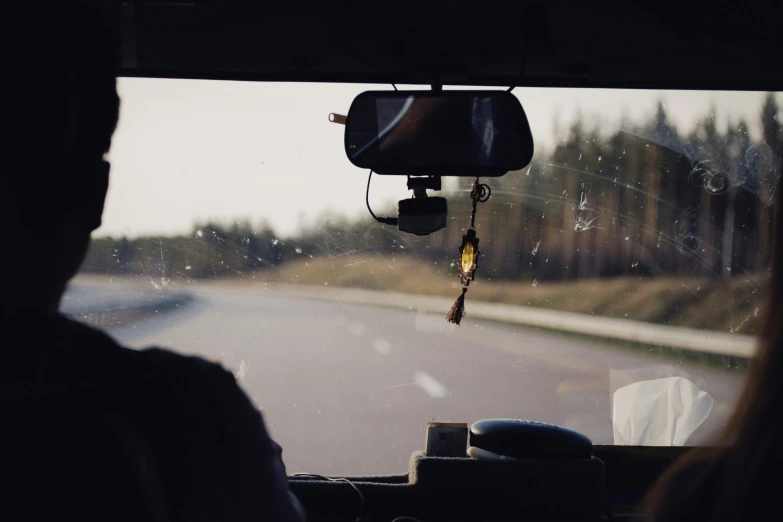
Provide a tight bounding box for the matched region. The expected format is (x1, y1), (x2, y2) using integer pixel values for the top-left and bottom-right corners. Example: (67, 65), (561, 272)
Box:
(247, 254), (766, 337)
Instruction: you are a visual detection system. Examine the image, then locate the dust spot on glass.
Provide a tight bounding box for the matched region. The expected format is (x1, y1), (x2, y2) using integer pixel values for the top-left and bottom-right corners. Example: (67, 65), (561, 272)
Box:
(532, 241), (541, 255)
(578, 191), (588, 211)
(574, 215), (599, 232)
(678, 235), (701, 254)
(234, 360), (248, 381)
(704, 171), (730, 195)
(729, 307), (759, 334)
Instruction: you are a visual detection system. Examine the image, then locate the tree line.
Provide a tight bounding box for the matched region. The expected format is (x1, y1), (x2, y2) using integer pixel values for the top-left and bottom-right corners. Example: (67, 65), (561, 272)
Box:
(83, 94), (782, 283)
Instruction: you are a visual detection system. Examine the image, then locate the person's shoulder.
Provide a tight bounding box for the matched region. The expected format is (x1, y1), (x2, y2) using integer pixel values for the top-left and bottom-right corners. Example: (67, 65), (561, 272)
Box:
(135, 345), (237, 390)
(132, 347), (269, 458)
(58, 315), (238, 396)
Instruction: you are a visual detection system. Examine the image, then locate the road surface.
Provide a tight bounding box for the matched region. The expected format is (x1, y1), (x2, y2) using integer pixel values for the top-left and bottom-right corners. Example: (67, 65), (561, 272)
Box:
(64, 277), (746, 476)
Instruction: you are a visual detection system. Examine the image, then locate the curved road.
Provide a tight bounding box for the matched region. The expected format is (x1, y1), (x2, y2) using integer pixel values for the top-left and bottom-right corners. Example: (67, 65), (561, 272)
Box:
(65, 277), (745, 476)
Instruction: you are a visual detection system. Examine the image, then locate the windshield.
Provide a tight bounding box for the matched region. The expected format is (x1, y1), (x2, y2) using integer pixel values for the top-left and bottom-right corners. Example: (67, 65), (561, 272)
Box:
(67, 80), (782, 475)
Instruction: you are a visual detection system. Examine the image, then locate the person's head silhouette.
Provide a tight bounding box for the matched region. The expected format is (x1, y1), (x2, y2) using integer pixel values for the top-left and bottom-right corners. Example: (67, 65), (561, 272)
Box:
(3, 2), (120, 313)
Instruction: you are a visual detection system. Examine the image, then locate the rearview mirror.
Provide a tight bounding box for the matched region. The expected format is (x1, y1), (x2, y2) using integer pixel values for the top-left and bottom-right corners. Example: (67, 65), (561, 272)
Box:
(345, 91), (534, 177)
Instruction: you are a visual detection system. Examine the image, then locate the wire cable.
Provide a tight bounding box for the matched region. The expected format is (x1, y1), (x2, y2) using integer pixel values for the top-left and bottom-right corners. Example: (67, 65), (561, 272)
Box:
(366, 170), (398, 226)
(291, 473), (365, 521)
(507, 50), (527, 92)
(343, 47), (397, 91)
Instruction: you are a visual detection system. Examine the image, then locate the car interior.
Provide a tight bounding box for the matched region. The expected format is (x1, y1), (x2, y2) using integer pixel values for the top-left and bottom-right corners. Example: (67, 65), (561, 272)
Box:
(46, 1), (783, 521)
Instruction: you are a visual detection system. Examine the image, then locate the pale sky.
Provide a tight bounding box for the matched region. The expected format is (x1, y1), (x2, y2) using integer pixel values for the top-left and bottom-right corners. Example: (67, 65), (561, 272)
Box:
(100, 79), (779, 238)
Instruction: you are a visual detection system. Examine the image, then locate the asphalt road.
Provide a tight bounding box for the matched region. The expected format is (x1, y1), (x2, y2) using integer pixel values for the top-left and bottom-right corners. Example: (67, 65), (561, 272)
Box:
(65, 277), (746, 476)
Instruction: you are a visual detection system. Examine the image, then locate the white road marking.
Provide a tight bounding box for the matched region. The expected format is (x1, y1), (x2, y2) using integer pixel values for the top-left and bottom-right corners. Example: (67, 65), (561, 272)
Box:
(373, 338), (392, 355)
(349, 322), (365, 337)
(414, 371), (448, 399)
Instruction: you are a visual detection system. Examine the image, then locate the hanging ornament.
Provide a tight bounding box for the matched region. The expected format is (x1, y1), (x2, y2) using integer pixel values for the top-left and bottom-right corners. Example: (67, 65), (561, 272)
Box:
(446, 177), (491, 325)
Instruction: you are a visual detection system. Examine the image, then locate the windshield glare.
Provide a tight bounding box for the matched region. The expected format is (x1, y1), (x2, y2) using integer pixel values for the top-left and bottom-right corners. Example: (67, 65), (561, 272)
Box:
(65, 80), (782, 475)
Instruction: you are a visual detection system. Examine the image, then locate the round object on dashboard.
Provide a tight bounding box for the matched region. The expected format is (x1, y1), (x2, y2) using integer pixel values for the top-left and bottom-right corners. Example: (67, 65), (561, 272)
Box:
(469, 419), (592, 459)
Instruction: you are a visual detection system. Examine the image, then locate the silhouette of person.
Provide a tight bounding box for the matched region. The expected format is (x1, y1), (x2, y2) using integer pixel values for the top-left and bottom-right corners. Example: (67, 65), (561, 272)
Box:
(644, 173), (782, 521)
(1, 3), (304, 521)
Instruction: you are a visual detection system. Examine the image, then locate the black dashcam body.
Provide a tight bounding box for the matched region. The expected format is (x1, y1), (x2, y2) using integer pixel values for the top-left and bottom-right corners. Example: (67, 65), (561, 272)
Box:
(398, 196), (447, 236)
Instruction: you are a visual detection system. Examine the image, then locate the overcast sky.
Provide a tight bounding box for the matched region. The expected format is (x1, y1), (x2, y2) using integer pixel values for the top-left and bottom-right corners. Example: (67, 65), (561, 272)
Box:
(100, 79), (779, 238)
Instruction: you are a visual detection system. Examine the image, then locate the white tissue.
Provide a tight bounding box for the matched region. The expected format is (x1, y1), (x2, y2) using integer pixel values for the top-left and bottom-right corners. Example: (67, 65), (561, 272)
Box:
(612, 376), (714, 446)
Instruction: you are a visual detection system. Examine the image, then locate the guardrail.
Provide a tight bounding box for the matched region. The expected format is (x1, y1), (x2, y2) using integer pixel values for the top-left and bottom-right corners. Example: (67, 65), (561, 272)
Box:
(63, 291), (194, 329)
(270, 284), (757, 358)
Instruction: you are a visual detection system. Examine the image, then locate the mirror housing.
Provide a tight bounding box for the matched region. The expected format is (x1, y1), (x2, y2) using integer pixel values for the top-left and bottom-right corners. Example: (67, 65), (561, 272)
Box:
(345, 90), (534, 177)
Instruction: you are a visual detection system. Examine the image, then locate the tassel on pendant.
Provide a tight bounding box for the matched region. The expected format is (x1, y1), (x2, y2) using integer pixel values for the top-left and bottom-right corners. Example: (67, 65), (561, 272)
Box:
(446, 287), (468, 325)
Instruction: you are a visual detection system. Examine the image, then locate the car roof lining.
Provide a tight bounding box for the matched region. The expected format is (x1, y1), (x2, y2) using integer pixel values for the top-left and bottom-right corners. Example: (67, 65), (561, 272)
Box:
(114, 1), (783, 91)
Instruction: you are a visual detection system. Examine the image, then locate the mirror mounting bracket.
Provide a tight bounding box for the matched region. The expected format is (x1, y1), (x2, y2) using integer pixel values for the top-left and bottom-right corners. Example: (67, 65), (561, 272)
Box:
(407, 176), (441, 198)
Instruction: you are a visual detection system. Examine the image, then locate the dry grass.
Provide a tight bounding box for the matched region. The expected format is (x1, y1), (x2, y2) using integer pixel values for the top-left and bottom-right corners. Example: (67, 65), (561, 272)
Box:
(248, 255), (767, 334)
